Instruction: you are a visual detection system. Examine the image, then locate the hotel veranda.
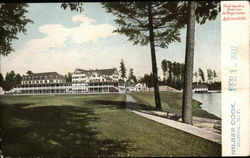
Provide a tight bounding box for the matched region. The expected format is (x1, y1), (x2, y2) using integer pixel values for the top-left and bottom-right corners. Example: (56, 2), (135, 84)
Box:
(12, 68), (128, 95)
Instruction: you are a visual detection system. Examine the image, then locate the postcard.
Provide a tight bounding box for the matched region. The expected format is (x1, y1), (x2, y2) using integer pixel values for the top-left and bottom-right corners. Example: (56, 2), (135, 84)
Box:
(0, 1), (249, 157)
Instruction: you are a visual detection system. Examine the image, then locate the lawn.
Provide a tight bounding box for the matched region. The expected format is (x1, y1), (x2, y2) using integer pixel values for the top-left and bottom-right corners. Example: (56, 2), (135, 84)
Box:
(1, 94), (221, 157)
(131, 91), (220, 119)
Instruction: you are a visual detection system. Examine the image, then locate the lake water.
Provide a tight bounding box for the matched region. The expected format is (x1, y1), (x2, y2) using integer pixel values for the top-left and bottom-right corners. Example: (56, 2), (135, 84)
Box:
(193, 93), (221, 118)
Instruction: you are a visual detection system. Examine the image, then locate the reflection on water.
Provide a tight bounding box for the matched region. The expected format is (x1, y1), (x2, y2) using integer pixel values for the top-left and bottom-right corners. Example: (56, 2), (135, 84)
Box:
(193, 93), (221, 118)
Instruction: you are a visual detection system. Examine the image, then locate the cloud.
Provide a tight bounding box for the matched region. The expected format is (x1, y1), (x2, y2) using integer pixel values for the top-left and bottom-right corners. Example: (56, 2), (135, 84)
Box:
(72, 14), (94, 24)
(23, 15), (116, 53)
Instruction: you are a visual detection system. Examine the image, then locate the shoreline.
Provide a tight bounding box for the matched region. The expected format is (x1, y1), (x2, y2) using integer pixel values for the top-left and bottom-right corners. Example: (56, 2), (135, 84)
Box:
(193, 93), (221, 119)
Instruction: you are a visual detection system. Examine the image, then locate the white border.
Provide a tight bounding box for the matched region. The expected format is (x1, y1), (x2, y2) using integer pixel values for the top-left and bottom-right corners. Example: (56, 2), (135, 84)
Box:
(221, 1), (250, 156)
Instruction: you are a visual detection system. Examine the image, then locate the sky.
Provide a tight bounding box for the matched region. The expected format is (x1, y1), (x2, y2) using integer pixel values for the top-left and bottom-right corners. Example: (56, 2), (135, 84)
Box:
(0, 3), (221, 80)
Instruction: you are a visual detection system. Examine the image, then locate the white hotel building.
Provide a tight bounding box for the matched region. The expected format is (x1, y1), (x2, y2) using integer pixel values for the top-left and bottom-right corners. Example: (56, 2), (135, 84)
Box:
(71, 68), (126, 93)
(13, 72), (72, 95)
(13, 68), (126, 95)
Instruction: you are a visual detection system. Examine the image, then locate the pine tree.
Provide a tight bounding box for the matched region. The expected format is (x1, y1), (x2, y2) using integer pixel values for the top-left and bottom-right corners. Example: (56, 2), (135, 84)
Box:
(180, 1), (220, 124)
(119, 59), (127, 81)
(193, 71), (198, 84)
(213, 70), (217, 83)
(102, 2), (185, 110)
(15, 74), (22, 85)
(161, 59), (168, 83)
(207, 69), (213, 83)
(128, 68), (137, 83)
(0, 73), (4, 87)
(198, 68), (205, 83)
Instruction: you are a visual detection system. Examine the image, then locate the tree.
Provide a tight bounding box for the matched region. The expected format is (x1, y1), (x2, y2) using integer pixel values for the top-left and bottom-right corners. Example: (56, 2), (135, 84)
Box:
(161, 59), (168, 83)
(181, 1), (220, 124)
(119, 59), (126, 81)
(213, 70), (217, 83)
(193, 71), (198, 84)
(127, 68), (137, 83)
(139, 73), (154, 88)
(15, 73), (22, 85)
(61, 3), (84, 13)
(65, 72), (72, 82)
(3, 71), (16, 91)
(103, 2), (184, 110)
(182, 1), (196, 125)
(0, 3), (33, 56)
(166, 60), (173, 86)
(198, 68), (205, 83)
(26, 70), (34, 75)
(0, 73), (4, 87)
(207, 69), (213, 83)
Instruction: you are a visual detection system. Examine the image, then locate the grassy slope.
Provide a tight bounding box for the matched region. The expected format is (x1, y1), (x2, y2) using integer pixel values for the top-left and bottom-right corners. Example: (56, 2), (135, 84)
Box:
(1, 94), (221, 157)
(131, 91), (220, 119)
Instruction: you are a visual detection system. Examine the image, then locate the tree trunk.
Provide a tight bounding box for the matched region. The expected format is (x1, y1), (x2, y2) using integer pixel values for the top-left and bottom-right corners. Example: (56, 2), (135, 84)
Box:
(147, 3), (162, 111)
(182, 1), (196, 125)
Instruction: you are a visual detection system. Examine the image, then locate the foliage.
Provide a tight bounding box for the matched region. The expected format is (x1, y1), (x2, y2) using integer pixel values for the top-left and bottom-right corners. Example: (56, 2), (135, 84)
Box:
(213, 70), (217, 82)
(193, 71), (198, 83)
(198, 68), (205, 83)
(61, 3), (84, 13)
(102, 2), (186, 110)
(138, 73), (154, 88)
(26, 70), (33, 75)
(119, 59), (127, 81)
(102, 2), (182, 48)
(127, 68), (137, 83)
(166, 1), (220, 29)
(0, 73), (4, 87)
(1, 70), (22, 91)
(160, 60), (184, 90)
(102, 1), (220, 46)
(15, 74), (22, 85)
(193, 68), (218, 83)
(65, 72), (72, 83)
(206, 69), (213, 83)
(205, 81), (221, 90)
(0, 3), (33, 56)
(161, 59), (168, 81)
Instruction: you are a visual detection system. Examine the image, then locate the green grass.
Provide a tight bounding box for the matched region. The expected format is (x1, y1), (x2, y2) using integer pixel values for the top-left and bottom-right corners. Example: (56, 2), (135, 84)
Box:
(130, 91), (220, 119)
(1, 94), (221, 157)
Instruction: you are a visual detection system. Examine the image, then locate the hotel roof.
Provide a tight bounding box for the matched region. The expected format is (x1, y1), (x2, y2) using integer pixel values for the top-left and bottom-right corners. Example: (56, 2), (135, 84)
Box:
(23, 72), (65, 80)
(75, 68), (118, 76)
